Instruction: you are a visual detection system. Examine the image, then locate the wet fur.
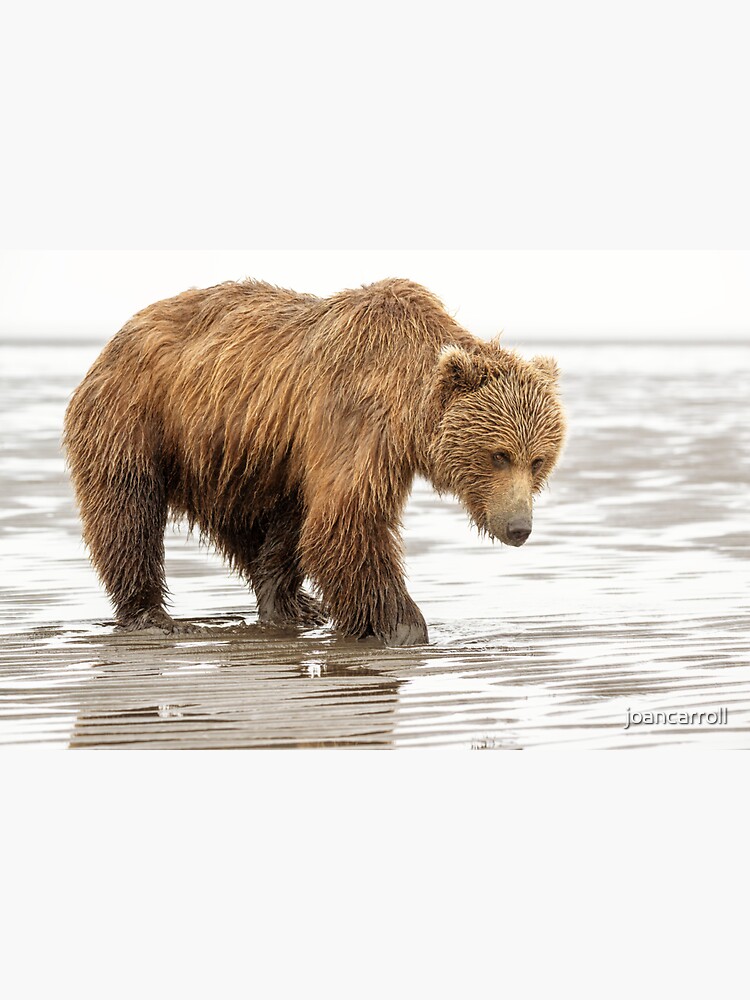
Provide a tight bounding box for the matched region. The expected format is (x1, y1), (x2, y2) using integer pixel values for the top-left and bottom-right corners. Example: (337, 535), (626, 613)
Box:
(63, 278), (565, 645)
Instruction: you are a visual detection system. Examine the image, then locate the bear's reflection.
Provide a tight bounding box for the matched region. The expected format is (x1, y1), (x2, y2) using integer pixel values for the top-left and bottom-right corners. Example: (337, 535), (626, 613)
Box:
(68, 619), (408, 749)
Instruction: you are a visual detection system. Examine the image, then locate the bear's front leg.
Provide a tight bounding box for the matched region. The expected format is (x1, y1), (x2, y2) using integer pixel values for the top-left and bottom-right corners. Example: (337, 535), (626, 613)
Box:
(299, 503), (428, 647)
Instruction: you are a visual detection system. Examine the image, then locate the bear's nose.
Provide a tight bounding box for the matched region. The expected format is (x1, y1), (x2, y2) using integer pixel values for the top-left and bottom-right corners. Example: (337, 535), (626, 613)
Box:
(506, 517), (532, 546)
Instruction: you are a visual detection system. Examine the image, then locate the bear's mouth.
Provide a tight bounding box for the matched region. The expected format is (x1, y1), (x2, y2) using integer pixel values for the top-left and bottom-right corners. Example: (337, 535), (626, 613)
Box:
(480, 515), (502, 543)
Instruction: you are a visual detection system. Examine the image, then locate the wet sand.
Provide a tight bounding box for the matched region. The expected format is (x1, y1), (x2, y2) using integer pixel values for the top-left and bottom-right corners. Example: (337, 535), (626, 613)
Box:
(1, 340), (748, 748)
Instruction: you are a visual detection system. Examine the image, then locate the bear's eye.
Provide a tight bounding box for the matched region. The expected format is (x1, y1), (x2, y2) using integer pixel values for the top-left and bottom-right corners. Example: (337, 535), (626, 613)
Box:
(532, 457), (545, 474)
(491, 451), (511, 468)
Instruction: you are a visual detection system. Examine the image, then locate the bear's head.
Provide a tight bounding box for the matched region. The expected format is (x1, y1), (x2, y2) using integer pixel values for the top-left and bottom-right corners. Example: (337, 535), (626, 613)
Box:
(429, 344), (566, 546)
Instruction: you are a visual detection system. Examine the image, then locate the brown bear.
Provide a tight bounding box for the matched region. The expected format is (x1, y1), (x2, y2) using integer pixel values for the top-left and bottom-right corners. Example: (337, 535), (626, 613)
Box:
(63, 278), (566, 646)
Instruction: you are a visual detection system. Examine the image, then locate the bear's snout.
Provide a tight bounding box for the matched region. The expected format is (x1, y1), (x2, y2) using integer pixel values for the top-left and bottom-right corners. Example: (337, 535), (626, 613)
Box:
(506, 516), (532, 546)
(487, 513), (532, 546)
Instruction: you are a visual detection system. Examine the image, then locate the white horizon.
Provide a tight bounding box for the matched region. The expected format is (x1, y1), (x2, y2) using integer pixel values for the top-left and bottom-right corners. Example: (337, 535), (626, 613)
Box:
(1, 250), (748, 342)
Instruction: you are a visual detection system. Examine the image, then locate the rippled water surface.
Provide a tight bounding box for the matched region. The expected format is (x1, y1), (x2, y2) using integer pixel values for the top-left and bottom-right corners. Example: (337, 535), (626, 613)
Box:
(1, 339), (748, 748)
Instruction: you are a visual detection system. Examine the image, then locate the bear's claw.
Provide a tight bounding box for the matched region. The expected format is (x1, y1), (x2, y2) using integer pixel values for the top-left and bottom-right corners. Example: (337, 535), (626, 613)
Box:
(258, 591), (328, 628)
(381, 620), (430, 647)
(115, 609), (203, 635)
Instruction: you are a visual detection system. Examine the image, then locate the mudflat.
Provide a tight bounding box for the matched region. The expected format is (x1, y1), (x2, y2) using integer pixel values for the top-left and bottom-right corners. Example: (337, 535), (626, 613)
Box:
(1, 340), (748, 748)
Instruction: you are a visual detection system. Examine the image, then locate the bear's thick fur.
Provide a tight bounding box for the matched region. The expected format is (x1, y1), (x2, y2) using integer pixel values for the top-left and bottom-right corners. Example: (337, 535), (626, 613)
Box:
(64, 279), (566, 645)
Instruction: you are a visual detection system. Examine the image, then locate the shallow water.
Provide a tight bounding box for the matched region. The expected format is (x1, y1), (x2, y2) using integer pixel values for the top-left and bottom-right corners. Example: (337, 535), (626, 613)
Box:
(1, 339), (748, 748)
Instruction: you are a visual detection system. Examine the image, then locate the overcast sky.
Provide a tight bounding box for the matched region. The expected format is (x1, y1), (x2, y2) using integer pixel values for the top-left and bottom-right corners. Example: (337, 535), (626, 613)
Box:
(1, 250), (748, 342)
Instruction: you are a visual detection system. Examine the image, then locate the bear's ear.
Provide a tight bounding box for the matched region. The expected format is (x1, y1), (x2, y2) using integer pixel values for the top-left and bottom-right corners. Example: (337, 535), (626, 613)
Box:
(531, 355), (560, 384)
(437, 346), (488, 401)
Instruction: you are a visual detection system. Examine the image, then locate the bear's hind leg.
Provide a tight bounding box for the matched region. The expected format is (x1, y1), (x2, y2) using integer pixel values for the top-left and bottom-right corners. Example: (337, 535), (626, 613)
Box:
(252, 496), (327, 628)
(75, 459), (178, 633)
(204, 495), (324, 627)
